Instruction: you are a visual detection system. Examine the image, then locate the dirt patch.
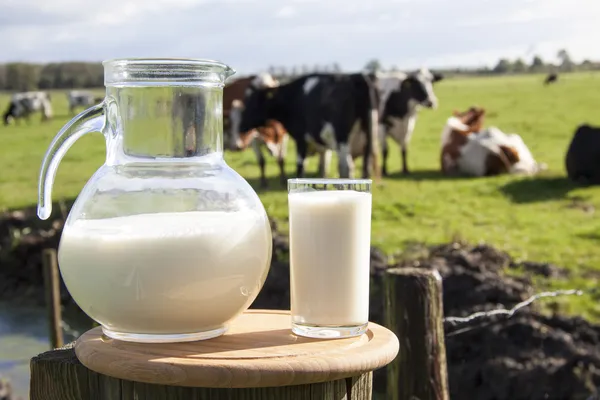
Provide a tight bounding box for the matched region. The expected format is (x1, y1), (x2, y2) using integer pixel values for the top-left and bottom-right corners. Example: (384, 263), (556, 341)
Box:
(390, 243), (598, 400)
(0, 206), (71, 306)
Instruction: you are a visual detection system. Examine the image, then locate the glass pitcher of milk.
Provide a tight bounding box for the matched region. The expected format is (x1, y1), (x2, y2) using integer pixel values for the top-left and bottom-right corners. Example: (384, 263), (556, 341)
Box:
(37, 58), (273, 343)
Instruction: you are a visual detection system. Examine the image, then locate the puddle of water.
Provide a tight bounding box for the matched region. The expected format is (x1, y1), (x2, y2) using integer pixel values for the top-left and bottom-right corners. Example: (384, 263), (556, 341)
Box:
(0, 302), (86, 399)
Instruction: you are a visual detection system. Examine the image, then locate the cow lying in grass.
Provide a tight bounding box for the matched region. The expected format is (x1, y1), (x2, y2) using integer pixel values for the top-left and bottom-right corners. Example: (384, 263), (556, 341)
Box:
(440, 107), (487, 174)
(440, 107), (546, 176)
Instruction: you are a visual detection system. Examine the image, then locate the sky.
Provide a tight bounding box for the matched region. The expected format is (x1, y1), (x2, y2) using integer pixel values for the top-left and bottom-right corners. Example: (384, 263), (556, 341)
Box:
(2, 0), (600, 75)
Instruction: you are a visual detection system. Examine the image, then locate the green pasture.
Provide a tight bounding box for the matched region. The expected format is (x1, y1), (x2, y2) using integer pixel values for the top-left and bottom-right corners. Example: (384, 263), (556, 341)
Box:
(2, 73), (600, 318)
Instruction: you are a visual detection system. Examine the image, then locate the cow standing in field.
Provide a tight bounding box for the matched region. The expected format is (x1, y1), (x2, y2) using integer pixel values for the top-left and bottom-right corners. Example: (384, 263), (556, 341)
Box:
(234, 72), (380, 182)
(228, 75), (287, 187)
(67, 91), (95, 114)
(223, 74), (279, 150)
(223, 76), (255, 149)
(377, 68), (443, 175)
(544, 73), (558, 85)
(231, 99), (289, 187)
(3, 99), (31, 126)
(565, 124), (600, 184)
(224, 74), (278, 120)
(3, 91), (52, 126)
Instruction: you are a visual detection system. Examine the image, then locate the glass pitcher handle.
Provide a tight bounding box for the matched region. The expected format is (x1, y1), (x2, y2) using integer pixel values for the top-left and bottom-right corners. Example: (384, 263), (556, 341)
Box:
(37, 102), (106, 220)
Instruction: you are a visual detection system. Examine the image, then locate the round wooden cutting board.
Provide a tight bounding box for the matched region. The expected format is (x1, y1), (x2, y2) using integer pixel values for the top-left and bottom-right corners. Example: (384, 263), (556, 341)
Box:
(74, 310), (399, 388)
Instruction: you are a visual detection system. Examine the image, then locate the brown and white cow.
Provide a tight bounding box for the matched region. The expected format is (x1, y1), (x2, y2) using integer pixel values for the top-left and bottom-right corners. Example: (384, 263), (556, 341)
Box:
(231, 99), (289, 187)
(228, 75), (287, 188)
(223, 73), (280, 149)
(223, 76), (255, 149)
(440, 107), (486, 174)
(440, 107), (545, 176)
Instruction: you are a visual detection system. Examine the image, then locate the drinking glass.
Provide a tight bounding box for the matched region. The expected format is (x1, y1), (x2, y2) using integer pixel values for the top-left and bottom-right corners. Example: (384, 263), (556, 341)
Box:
(288, 178), (372, 339)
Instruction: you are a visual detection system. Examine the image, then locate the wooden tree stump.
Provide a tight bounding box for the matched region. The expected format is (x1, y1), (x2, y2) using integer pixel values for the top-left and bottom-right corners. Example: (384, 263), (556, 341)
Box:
(31, 310), (399, 400)
(384, 268), (450, 400)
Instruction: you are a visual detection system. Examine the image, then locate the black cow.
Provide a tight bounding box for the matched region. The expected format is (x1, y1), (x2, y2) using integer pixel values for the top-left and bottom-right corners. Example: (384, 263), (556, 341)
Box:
(3, 99), (33, 126)
(566, 124), (600, 184)
(236, 72), (379, 180)
(544, 73), (558, 85)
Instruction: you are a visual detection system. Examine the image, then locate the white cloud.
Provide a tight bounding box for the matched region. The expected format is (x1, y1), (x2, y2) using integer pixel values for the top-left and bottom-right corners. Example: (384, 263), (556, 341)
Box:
(1, 0), (599, 73)
(276, 5), (297, 18)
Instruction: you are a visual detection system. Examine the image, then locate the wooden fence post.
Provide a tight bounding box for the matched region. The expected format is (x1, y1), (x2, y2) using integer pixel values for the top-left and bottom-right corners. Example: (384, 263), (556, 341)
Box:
(384, 268), (449, 400)
(42, 248), (64, 349)
(30, 345), (373, 400)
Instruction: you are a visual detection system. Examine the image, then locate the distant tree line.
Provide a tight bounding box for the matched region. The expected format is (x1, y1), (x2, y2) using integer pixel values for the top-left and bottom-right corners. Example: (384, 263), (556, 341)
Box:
(362, 49), (600, 77)
(265, 63), (342, 82)
(0, 62), (345, 91)
(0, 62), (103, 91)
(487, 50), (596, 74)
(1, 49), (599, 92)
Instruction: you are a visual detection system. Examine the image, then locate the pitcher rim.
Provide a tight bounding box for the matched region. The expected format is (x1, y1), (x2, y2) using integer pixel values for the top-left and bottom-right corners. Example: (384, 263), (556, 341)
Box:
(103, 57), (231, 70)
(103, 57), (235, 85)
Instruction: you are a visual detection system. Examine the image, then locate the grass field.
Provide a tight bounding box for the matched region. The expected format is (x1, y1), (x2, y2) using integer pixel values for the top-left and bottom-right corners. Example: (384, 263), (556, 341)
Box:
(2, 72), (600, 317)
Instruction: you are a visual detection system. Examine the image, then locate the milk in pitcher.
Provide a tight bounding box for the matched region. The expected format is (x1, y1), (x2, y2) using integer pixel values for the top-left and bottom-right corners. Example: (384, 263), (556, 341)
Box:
(58, 210), (272, 339)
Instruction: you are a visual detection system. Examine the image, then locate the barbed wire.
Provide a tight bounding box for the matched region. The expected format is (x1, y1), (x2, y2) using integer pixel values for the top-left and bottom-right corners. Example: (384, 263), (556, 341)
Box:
(51, 287), (600, 340)
(440, 288), (600, 338)
(443, 289), (585, 326)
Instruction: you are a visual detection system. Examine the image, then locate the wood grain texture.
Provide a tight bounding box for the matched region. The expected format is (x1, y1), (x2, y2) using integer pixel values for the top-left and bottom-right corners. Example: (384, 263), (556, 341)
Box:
(30, 342), (89, 400)
(348, 373), (373, 400)
(74, 309), (398, 388)
(31, 345), (374, 399)
(384, 268), (450, 400)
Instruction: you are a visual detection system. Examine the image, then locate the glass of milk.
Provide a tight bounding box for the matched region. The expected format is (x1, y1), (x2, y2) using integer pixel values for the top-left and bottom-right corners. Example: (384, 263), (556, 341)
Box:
(288, 178), (372, 339)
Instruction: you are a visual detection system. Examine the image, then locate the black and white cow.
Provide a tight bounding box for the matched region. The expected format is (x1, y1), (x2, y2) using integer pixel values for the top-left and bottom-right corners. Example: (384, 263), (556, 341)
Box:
(3, 91), (52, 126)
(67, 90), (96, 114)
(235, 72), (379, 180)
(377, 68), (443, 175)
(3, 98), (31, 125)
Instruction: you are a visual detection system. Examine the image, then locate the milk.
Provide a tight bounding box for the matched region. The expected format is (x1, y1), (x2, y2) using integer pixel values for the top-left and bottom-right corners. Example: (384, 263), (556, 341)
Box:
(288, 190), (372, 327)
(58, 210), (272, 335)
